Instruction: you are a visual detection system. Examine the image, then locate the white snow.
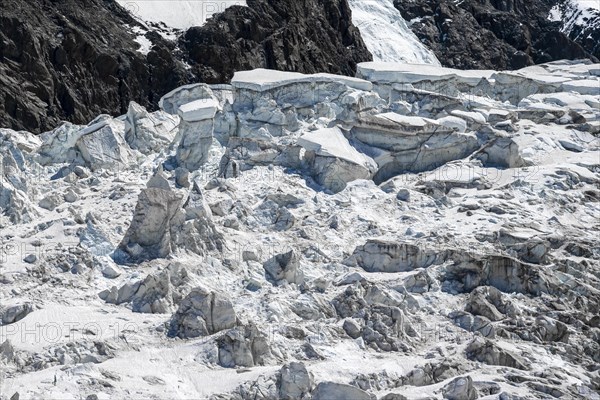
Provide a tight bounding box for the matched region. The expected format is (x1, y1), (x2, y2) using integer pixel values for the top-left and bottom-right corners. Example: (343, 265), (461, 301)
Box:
(177, 99), (220, 122)
(231, 69), (372, 92)
(116, 0), (246, 30)
(561, 78), (600, 95)
(130, 26), (153, 55)
(298, 127), (376, 168)
(347, 0), (441, 65)
(357, 62), (494, 85)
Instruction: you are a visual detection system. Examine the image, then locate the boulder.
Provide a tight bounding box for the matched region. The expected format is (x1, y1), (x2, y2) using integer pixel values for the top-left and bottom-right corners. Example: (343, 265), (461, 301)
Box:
(101, 264), (122, 279)
(23, 254), (37, 264)
(278, 362), (313, 400)
(312, 382), (375, 400)
(442, 375), (478, 400)
(0, 303), (34, 325)
(465, 337), (528, 370)
(169, 287), (236, 338)
(396, 188), (410, 202)
(263, 250), (304, 286)
(217, 324), (271, 368)
(343, 318), (363, 339)
(298, 127), (377, 193)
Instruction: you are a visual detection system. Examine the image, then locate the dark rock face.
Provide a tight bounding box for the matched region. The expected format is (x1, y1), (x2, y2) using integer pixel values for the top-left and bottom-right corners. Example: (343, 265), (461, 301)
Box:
(393, 0), (598, 70)
(0, 0), (191, 133)
(0, 0), (371, 132)
(182, 0), (371, 83)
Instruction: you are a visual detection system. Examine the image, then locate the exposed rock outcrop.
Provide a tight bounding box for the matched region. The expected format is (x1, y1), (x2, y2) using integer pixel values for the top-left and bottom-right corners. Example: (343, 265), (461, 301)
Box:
(0, 0), (189, 132)
(442, 375), (478, 400)
(393, 0), (597, 70)
(182, 0), (371, 84)
(312, 382), (375, 400)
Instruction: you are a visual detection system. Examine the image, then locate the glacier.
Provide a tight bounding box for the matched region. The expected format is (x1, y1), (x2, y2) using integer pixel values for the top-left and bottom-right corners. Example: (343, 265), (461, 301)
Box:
(0, 60), (599, 399)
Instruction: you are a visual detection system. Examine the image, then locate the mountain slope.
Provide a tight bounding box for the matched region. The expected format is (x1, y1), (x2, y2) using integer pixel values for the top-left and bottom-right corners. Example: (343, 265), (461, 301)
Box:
(393, 0), (598, 69)
(0, 0), (191, 133)
(0, 0), (371, 132)
(550, 0), (600, 58)
(181, 0), (371, 83)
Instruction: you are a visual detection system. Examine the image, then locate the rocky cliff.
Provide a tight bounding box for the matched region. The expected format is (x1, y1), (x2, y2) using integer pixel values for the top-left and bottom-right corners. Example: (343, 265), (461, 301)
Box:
(182, 0), (371, 83)
(0, 0), (371, 133)
(393, 0), (598, 70)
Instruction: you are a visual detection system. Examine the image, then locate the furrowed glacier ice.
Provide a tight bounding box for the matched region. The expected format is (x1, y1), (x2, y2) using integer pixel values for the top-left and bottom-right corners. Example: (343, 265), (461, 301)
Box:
(0, 60), (599, 400)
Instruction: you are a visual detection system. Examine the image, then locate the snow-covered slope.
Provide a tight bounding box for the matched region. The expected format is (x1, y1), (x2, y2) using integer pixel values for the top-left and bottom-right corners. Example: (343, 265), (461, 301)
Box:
(549, 0), (600, 56)
(549, 0), (600, 30)
(348, 0), (440, 65)
(116, 0), (246, 30)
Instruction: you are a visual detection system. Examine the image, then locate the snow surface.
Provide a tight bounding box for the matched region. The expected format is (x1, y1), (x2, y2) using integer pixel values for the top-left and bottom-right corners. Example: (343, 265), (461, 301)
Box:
(116, 0), (245, 30)
(178, 99), (220, 122)
(357, 62), (495, 85)
(348, 0), (441, 65)
(231, 69), (373, 91)
(298, 127), (377, 169)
